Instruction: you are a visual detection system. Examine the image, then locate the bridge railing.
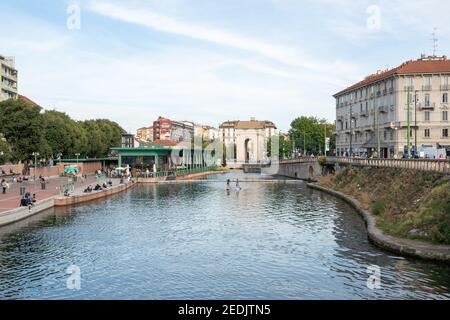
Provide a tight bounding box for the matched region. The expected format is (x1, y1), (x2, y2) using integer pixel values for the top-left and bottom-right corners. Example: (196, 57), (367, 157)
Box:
(279, 157), (319, 164)
(326, 157), (450, 174)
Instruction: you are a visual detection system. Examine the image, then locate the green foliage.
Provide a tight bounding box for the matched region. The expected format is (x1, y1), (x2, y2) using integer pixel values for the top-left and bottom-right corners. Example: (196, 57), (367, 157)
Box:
(317, 156), (326, 166)
(371, 199), (386, 216)
(0, 99), (45, 161)
(0, 99), (125, 162)
(320, 167), (449, 244)
(267, 135), (293, 158)
(0, 135), (12, 164)
(289, 116), (335, 155)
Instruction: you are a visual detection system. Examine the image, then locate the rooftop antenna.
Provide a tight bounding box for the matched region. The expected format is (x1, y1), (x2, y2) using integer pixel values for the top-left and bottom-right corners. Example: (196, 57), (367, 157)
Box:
(431, 27), (438, 57)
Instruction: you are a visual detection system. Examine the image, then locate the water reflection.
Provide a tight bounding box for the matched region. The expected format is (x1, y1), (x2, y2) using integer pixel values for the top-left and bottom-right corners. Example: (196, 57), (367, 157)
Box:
(0, 173), (448, 300)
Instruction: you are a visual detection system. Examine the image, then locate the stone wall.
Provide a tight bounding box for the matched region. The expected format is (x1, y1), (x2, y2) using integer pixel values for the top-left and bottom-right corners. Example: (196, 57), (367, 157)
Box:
(277, 160), (322, 181)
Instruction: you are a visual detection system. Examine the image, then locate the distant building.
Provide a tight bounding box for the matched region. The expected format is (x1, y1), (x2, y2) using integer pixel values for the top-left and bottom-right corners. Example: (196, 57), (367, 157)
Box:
(219, 118), (277, 167)
(136, 126), (152, 142)
(153, 116), (194, 142)
(334, 55), (450, 158)
(121, 133), (135, 149)
(0, 55), (18, 102)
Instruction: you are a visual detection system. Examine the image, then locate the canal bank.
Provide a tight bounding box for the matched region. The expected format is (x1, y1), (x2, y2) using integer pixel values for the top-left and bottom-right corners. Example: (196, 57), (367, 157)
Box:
(308, 183), (450, 263)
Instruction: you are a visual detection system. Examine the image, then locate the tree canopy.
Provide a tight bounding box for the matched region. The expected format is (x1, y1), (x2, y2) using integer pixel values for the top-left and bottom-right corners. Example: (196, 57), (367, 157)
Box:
(0, 99), (125, 163)
(289, 116), (336, 156)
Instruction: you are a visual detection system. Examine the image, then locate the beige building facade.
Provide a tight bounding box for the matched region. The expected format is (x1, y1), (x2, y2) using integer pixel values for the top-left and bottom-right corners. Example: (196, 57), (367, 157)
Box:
(220, 118), (277, 167)
(334, 55), (450, 158)
(0, 55), (18, 102)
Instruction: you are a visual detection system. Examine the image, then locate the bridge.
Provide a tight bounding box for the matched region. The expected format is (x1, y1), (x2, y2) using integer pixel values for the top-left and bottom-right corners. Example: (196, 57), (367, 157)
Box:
(325, 157), (450, 174)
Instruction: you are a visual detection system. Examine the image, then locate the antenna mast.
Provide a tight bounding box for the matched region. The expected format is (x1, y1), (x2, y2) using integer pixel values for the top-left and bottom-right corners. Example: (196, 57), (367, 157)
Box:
(431, 27), (438, 57)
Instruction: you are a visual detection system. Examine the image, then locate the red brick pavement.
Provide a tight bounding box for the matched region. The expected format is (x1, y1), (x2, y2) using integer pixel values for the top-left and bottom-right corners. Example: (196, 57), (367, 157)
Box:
(0, 175), (101, 213)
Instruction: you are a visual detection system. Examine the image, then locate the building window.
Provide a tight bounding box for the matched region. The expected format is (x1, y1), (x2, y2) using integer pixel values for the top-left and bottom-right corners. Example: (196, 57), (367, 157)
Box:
(443, 128), (449, 138)
(443, 93), (448, 103)
(424, 129), (430, 138)
(442, 76), (449, 86)
(345, 121), (348, 129)
(425, 93), (430, 107)
(424, 111), (430, 122)
(383, 130), (387, 140)
(424, 76), (431, 86)
(406, 77), (413, 87)
(443, 111), (449, 121)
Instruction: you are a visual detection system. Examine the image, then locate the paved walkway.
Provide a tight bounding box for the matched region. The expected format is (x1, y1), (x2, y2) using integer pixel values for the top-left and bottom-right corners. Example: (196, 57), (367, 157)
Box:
(0, 175), (104, 213)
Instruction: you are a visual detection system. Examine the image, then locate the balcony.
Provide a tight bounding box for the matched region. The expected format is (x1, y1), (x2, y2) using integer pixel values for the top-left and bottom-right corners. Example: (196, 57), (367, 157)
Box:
(360, 110), (369, 117)
(404, 85), (414, 91)
(382, 89), (387, 95)
(378, 106), (389, 113)
(351, 113), (358, 119)
(389, 87), (394, 93)
(419, 102), (435, 110)
(441, 85), (449, 91)
(422, 85), (432, 91)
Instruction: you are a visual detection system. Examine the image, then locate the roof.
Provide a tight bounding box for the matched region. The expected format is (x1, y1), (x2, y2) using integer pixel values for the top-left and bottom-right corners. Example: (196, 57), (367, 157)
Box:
(220, 119), (277, 130)
(19, 95), (41, 108)
(151, 139), (179, 147)
(334, 56), (450, 97)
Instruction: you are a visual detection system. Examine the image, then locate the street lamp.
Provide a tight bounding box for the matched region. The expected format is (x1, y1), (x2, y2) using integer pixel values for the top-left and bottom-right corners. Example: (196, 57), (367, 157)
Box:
(32, 152), (40, 182)
(414, 90), (419, 158)
(75, 153), (80, 164)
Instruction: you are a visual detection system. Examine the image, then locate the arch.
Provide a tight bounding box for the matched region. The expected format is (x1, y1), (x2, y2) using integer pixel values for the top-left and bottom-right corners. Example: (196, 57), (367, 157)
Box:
(245, 138), (252, 163)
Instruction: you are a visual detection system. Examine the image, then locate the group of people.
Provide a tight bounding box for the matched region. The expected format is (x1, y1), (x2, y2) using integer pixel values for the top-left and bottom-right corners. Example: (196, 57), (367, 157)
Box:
(83, 180), (113, 193)
(19, 192), (36, 209)
(226, 179), (242, 192)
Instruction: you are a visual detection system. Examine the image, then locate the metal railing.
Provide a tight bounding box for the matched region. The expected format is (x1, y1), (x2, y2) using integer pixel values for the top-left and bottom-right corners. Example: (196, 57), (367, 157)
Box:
(136, 166), (219, 179)
(326, 157), (450, 174)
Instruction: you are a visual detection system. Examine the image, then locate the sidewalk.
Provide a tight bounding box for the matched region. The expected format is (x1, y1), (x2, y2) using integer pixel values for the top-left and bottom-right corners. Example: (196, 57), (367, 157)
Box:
(0, 175), (102, 214)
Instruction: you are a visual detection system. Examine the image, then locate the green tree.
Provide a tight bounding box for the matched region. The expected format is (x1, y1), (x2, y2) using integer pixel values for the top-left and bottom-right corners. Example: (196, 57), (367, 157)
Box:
(81, 119), (124, 158)
(289, 116), (335, 156)
(0, 135), (12, 165)
(0, 99), (46, 162)
(42, 110), (88, 159)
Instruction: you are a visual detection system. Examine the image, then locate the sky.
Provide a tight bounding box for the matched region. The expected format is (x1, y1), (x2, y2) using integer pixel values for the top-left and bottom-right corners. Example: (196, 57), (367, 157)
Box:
(1, 0), (450, 133)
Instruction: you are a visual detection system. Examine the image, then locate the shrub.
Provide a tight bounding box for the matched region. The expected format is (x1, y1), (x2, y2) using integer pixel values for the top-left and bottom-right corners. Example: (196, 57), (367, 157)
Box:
(371, 199), (386, 216)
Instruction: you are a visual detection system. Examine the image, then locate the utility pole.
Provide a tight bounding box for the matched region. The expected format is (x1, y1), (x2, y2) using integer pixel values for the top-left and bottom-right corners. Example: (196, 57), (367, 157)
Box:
(303, 130), (306, 156)
(32, 152), (39, 183)
(376, 105), (381, 158)
(349, 106), (353, 156)
(414, 90), (418, 157)
(407, 88), (411, 158)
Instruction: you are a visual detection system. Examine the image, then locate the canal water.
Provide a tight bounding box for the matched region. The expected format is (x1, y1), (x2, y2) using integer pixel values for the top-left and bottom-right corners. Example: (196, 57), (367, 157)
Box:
(0, 173), (449, 300)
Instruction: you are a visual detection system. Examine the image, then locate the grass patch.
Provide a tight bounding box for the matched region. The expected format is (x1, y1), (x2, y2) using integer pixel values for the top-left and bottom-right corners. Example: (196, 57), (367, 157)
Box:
(319, 168), (449, 244)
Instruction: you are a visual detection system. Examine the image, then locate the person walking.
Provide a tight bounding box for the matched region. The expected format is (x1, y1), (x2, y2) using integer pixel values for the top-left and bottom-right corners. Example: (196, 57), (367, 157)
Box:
(1, 179), (8, 194)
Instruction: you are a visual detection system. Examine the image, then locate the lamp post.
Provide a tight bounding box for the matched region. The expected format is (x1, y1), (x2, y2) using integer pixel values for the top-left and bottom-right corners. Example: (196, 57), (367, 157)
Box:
(32, 152), (40, 182)
(75, 153), (80, 164)
(349, 107), (353, 156)
(414, 90), (419, 157)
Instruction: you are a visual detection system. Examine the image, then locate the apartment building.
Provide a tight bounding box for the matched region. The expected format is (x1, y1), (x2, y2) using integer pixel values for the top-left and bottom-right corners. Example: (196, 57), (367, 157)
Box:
(0, 55), (18, 102)
(153, 117), (195, 142)
(334, 55), (450, 158)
